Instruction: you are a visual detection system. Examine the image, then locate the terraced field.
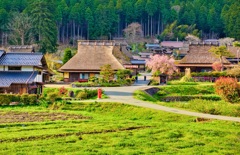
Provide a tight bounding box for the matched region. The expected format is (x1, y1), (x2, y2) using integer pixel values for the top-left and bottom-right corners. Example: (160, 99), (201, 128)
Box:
(0, 102), (239, 154)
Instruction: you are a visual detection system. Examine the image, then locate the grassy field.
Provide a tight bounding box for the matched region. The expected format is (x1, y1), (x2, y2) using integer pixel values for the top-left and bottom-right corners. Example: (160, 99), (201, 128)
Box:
(134, 82), (240, 117)
(0, 102), (239, 154)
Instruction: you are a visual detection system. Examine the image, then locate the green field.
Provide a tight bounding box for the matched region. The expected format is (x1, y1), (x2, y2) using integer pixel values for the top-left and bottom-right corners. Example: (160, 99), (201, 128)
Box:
(0, 102), (239, 154)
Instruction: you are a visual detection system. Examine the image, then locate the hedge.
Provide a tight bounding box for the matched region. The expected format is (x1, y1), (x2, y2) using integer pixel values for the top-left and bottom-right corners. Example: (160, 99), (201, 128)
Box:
(158, 85), (215, 95)
(160, 95), (221, 102)
(0, 94), (38, 105)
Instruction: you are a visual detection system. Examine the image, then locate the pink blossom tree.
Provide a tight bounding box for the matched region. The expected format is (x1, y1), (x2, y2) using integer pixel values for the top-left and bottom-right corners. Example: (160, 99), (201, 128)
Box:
(146, 55), (178, 75)
(212, 62), (222, 71)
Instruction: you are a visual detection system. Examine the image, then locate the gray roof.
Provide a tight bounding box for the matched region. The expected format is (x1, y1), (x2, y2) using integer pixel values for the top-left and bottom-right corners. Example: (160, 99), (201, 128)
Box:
(0, 53), (43, 66)
(131, 60), (146, 65)
(0, 50), (5, 57)
(0, 71), (38, 87)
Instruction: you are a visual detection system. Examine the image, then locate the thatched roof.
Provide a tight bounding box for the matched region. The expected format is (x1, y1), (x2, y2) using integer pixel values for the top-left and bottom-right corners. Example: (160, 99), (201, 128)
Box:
(179, 45), (230, 64)
(59, 44), (126, 72)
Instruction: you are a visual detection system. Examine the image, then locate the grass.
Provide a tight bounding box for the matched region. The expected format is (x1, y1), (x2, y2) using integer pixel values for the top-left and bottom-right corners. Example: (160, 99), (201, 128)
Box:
(134, 83), (240, 117)
(0, 102), (240, 154)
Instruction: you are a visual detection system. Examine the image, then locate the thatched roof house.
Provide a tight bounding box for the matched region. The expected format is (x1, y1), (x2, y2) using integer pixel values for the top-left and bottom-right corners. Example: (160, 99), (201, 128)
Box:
(176, 45), (235, 72)
(59, 40), (132, 82)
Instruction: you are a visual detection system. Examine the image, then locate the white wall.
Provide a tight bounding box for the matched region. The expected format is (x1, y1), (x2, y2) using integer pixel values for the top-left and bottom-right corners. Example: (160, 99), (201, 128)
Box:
(0, 66), (3, 71)
(34, 72), (43, 82)
(22, 66), (34, 71)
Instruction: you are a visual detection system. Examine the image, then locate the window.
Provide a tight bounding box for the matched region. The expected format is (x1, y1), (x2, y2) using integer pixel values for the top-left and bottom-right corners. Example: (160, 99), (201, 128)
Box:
(80, 73), (89, 79)
(8, 66), (21, 71)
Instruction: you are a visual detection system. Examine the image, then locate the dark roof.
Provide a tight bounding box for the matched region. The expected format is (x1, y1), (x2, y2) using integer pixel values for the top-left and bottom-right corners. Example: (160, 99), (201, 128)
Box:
(161, 41), (184, 48)
(0, 53), (43, 66)
(0, 71), (38, 87)
(131, 60), (146, 65)
(0, 50), (5, 57)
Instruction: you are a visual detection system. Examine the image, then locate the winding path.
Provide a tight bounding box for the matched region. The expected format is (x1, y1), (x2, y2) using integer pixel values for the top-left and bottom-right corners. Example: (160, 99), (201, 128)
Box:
(46, 76), (240, 122)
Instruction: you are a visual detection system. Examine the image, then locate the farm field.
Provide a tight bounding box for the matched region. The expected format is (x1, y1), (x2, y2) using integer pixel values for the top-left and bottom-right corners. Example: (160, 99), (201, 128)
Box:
(0, 102), (239, 155)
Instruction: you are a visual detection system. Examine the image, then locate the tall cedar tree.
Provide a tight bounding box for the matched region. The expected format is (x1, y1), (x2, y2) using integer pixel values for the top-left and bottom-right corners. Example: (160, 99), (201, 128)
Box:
(29, 0), (57, 53)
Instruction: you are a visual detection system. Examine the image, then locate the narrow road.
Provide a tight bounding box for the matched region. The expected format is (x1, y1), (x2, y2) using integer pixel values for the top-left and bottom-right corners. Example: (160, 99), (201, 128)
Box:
(46, 76), (240, 122)
(100, 86), (240, 122)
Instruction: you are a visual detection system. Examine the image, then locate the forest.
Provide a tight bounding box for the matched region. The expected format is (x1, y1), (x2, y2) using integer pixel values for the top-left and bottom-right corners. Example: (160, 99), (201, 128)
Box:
(0, 0), (239, 53)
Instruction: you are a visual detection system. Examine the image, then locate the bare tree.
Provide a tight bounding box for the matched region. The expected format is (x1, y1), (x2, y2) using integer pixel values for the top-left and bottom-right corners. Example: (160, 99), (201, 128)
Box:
(185, 34), (201, 42)
(8, 12), (33, 45)
(219, 37), (235, 46)
(123, 22), (143, 43)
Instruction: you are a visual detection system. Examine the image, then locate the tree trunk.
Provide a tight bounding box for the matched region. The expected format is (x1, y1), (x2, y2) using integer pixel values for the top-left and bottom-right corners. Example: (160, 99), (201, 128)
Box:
(158, 12), (160, 35)
(77, 25), (80, 40)
(148, 15), (150, 36)
(67, 23), (69, 43)
(220, 56), (224, 71)
(151, 16), (153, 37)
(62, 25), (65, 44)
(21, 34), (24, 45)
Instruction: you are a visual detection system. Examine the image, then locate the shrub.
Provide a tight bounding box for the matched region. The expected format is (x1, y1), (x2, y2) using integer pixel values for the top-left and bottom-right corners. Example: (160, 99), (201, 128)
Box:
(76, 91), (88, 99)
(0, 94), (11, 105)
(84, 89), (98, 98)
(20, 94), (30, 105)
(28, 94), (38, 105)
(180, 76), (194, 82)
(47, 92), (61, 103)
(159, 85), (215, 95)
(149, 79), (159, 86)
(59, 87), (68, 96)
(167, 80), (198, 85)
(43, 88), (58, 97)
(160, 95), (221, 102)
(215, 77), (240, 103)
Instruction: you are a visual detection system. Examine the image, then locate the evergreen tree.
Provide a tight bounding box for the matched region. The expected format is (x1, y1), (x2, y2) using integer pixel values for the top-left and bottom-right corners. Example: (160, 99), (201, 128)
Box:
(29, 0), (57, 53)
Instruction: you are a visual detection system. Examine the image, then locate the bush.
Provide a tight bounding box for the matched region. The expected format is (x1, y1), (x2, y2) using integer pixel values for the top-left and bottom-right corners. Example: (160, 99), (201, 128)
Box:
(0, 94), (11, 105)
(83, 89), (98, 99)
(76, 91), (88, 99)
(159, 85), (215, 95)
(47, 92), (61, 103)
(28, 94), (38, 105)
(167, 80), (198, 85)
(43, 88), (58, 97)
(160, 95), (221, 102)
(180, 76), (194, 82)
(59, 87), (68, 96)
(215, 77), (240, 103)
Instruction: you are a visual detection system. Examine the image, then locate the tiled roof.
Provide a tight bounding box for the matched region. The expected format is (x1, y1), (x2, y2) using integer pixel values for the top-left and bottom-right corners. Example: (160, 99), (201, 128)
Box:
(0, 71), (38, 87)
(0, 50), (5, 58)
(0, 53), (43, 66)
(161, 41), (184, 48)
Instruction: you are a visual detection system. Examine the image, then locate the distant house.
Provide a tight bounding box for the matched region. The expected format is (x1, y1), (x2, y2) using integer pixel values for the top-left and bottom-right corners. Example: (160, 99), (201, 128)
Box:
(0, 50), (51, 94)
(176, 44), (235, 72)
(59, 40), (132, 82)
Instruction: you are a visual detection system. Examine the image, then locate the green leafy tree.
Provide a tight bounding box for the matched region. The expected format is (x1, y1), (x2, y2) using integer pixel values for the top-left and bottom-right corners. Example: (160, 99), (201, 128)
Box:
(116, 69), (132, 80)
(209, 46), (232, 71)
(63, 48), (72, 64)
(100, 64), (114, 83)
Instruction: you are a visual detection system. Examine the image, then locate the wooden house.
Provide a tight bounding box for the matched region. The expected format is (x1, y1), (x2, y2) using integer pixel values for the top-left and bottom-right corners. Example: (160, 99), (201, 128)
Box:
(59, 40), (132, 82)
(0, 50), (51, 94)
(176, 44), (235, 72)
